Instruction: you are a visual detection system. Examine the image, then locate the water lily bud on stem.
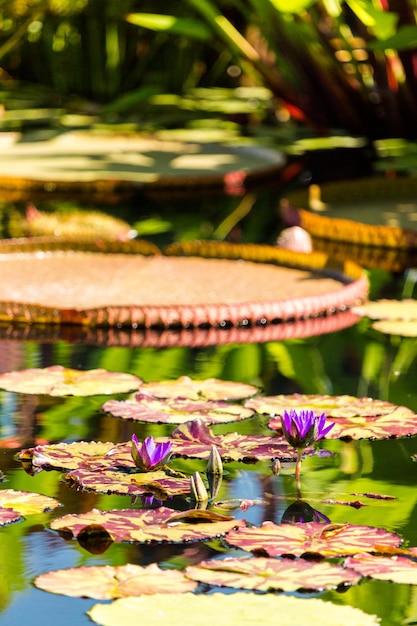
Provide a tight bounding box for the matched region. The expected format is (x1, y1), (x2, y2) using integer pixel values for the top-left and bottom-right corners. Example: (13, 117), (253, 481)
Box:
(190, 471), (209, 503)
(206, 445), (223, 475)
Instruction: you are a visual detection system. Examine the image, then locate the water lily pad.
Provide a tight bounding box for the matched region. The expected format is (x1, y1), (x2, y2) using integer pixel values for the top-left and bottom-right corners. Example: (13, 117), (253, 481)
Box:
(65, 467), (190, 499)
(344, 553), (417, 585)
(50, 507), (246, 544)
(102, 393), (255, 425)
(185, 556), (360, 592)
(140, 376), (259, 401)
(170, 419), (307, 462)
(225, 522), (401, 557)
(0, 365), (141, 396)
(0, 508), (23, 526)
(19, 441), (127, 472)
(0, 489), (60, 515)
(353, 299), (417, 336)
(0, 241), (367, 328)
(246, 393), (417, 440)
(35, 562), (197, 599)
(87, 592), (380, 626)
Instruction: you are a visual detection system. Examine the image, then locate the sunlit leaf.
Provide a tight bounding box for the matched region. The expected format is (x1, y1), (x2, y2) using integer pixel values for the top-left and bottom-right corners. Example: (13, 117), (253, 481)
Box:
(65, 467), (190, 498)
(0, 489), (60, 515)
(353, 299), (417, 321)
(246, 393), (417, 440)
(0, 508), (23, 526)
(50, 507), (246, 544)
(126, 13), (212, 41)
(225, 522), (401, 557)
(24, 206), (134, 242)
(0, 366), (141, 396)
(19, 441), (127, 472)
(35, 562), (197, 599)
(87, 592), (380, 626)
(102, 393), (255, 424)
(344, 553), (417, 585)
(140, 376), (259, 401)
(185, 556), (360, 591)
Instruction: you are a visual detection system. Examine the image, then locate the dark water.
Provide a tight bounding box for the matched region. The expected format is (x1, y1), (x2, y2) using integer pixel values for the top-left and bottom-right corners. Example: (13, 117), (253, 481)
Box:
(0, 181), (416, 625)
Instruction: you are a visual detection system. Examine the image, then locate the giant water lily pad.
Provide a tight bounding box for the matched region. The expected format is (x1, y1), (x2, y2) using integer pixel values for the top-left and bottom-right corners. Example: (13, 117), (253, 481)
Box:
(87, 592), (380, 626)
(283, 177), (417, 250)
(344, 553), (417, 585)
(0, 240), (367, 328)
(34, 563), (197, 599)
(225, 522), (401, 557)
(50, 507), (245, 544)
(140, 376), (259, 401)
(0, 365), (141, 396)
(0, 508), (23, 526)
(246, 393), (417, 440)
(185, 556), (360, 592)
(102, 393), (255, 425)
(0, 131), (285, 194)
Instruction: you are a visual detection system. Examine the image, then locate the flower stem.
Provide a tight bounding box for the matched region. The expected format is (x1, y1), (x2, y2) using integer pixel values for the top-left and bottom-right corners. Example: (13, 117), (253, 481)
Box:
(295, 448), (303, 480)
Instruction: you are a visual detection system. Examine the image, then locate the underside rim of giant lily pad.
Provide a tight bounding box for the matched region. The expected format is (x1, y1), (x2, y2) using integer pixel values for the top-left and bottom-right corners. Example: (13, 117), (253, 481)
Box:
(0, 239), (368, 329)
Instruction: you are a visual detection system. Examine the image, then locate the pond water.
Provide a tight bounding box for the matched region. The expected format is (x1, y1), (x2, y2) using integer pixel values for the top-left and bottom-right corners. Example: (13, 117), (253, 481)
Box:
(0, 179), (417, 625)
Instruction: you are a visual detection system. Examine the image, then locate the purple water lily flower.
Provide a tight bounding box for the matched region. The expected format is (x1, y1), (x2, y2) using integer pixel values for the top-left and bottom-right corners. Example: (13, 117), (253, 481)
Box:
(280, 409), (335, 450)
(131, 434), (172, 472)
(280, 409), (335, 482)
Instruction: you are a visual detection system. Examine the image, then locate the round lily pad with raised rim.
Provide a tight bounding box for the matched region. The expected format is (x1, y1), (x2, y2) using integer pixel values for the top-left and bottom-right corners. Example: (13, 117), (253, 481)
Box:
(0, 239), (368, 329)
(0, 130), (286, 198)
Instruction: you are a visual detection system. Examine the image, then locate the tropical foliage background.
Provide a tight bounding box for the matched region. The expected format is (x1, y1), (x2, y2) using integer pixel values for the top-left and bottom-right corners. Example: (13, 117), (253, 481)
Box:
(1, 0), (417, 139)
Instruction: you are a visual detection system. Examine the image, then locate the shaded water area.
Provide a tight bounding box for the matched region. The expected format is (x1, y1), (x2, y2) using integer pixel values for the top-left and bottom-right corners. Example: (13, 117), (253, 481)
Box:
(0, 178), (417, 625)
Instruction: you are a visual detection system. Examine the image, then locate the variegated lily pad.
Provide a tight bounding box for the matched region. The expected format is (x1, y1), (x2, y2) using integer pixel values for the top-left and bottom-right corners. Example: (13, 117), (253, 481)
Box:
(141, 376), (259, 401)
(0, 508), (23, 526)
(225, 522), (401, 557)
(65, 467), (190, 499)
(35, 562), (197, 599)
(185, 556), (360, 592)
(19, 421), (309, 471)
(87, 593), (380, 626)
(0, 489), (60, 515)
(170, 420), (308, 462)
(102, 393), (255, 425)
(18, 440), (190, 498)
(0, 365), (141, 396)
(50, 507), (246, 544)
(344, 553), (417, 585)
(245, 394), (417, 440)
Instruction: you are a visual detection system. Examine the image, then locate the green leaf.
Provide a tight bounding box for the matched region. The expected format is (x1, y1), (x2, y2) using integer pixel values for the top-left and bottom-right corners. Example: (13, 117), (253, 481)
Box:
(126, 13), (212, 41)
(266, 0), (317, 13)
(346, 0), (398, 40)
(369, 25), (417, 51)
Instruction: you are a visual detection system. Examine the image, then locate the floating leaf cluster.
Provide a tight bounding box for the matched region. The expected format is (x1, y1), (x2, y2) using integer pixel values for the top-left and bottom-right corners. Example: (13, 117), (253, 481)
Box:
(1, 369), (417, 624)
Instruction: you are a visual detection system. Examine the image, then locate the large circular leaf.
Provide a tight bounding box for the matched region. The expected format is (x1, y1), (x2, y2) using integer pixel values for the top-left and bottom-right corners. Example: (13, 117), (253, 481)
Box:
(344, 553), (417, 585)
(35, 563), (197, 599)
(246, 393), (417, 440)
(140, 376), (259, 401)
(0, 365), (141, 396)
(87, 592), (380, 626)
(225, 522), (401, 557)
(185, 556), (360, 592)
(102, 393), (255, 425)
(50, 507), (246, 544)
